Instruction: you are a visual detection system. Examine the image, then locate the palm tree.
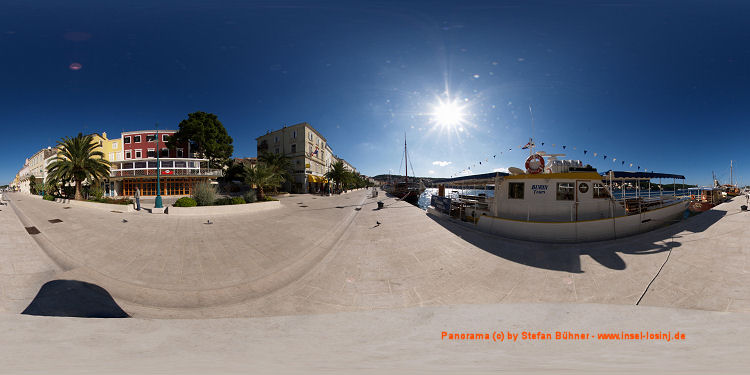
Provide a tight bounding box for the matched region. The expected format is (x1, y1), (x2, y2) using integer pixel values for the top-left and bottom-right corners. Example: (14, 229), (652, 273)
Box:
(47, 133), (110, 201)
(244, 162), (282, 200)
(258, 151), (291, 193)
(325, 161), (348, 192)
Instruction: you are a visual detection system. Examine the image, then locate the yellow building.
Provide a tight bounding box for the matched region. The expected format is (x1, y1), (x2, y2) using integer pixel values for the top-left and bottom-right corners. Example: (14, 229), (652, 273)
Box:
(99, 132), (124, 162)
(256, 122), (330, 193)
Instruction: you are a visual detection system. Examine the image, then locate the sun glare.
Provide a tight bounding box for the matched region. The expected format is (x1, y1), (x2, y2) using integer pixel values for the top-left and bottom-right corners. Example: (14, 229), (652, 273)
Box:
(431, 99), (465, 128)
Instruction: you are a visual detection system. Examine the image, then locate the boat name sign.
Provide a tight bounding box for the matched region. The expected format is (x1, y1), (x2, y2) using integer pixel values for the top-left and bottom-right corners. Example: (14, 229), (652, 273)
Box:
(531, 184), (548, 195)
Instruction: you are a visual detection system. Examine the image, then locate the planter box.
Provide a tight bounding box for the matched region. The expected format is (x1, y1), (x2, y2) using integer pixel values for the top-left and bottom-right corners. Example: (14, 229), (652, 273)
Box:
(167, 200), (280, 215)
(53, 198), (135, 212)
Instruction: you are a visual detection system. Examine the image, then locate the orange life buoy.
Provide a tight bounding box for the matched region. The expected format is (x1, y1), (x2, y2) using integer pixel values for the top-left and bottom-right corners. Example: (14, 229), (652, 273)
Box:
(525, 154), (545, 174)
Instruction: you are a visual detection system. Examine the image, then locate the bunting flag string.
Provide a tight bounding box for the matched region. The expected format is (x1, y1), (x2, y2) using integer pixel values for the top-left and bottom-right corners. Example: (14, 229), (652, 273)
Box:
(448, 139), (649, 178)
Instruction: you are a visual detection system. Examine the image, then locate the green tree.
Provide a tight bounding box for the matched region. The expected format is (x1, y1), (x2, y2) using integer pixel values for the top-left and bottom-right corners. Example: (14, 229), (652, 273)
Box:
(167, 111), (234, 168)
(325, 161), (348, 191)
(244, 162), (282, 200)
(258, 151), (291, 193)
(29, 175), (37, 194)
(46, 133), (111, 201)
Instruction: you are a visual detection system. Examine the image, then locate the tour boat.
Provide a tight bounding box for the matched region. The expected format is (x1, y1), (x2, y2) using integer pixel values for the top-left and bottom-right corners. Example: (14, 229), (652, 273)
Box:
(427, 148), (689, 243)
(688, 187), (723, 213)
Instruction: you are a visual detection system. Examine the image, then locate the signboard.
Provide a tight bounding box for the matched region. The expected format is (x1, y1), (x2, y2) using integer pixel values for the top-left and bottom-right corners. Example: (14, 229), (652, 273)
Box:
(162, 169), (173, 175)
(305, 163), (311, 168)
(431, 195), (452, 214)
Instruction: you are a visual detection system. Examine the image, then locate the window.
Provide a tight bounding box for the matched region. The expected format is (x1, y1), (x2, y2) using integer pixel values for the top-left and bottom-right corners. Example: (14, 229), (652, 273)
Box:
(593, 183), (610, 199)
(508, 182), (524, 199)
(291, 144), (296, 153)
(557, 182), (575, 200)
(275, 147), (279, 154)
(293, 130), (297, 139)
(162, 134), (168, 142)
(125, 150), (131, 159)
(134, 135), (142, 143)
(147, 149), (156, 158)
(176, 148), (183, 157)
(135, 150), (142, 159)
(274, 136), (279, 144)
(161, 148), (169, 157)
(113, 142), (118, 149)
(308, 132), (312, 141)
(124, 136), (131, 144)
(109, 153), (114, 160)
(146, 134), (156, 142)
(321, 151), (325, 159)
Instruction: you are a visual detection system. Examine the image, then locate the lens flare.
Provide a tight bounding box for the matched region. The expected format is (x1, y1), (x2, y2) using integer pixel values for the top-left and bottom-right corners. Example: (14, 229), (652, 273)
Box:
(431, 98), (465, 128)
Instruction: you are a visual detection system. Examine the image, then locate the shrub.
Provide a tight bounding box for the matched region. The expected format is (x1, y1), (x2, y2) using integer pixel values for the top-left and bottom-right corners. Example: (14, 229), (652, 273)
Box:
(214, 197), (233, 206)
(243, 189), (258, 203)
(174, 197), (197, 207)
(89, 185), (104, 200)
(262, 196), (278, 201)
(231, 197), (246, 205)
(192, 181), (217, 206)
(43, 194), (55, 201)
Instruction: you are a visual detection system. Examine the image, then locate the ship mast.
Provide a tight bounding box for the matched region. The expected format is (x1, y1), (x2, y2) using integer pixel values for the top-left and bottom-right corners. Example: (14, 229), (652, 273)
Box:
(404, 133), (408, 185)
(730, 160), (733, 186)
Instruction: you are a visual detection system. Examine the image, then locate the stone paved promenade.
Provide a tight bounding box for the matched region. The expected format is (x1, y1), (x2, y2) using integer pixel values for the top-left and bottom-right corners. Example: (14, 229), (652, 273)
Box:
(2, 189), (749, 373)
(2, 189), (750, 317)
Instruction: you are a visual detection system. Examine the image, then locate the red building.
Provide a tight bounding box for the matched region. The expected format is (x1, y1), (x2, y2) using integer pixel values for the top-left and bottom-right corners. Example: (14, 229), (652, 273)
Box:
(110, 129), (221, 197)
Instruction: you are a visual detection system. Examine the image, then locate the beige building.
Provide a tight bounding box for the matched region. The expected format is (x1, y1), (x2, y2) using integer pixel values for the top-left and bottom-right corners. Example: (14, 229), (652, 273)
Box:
(17, 147), (56, 194)
(256, 122), (331, 193)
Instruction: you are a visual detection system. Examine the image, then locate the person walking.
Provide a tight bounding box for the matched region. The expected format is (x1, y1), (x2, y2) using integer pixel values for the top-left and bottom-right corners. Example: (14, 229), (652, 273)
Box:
(135, 187), (141, 211)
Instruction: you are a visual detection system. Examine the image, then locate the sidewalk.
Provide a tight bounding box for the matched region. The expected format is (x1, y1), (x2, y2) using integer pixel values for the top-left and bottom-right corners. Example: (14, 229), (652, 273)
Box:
(0, 195), (60, 313)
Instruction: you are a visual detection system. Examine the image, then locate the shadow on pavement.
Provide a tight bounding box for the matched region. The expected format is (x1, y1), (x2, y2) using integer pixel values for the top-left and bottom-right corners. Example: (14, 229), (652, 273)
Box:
(22, 280), (130, 318)
(429, 209), (726, 273)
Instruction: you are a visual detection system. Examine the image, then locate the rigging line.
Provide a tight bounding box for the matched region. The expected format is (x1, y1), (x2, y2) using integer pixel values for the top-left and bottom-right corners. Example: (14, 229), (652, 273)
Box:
(635, 236), (675, 306)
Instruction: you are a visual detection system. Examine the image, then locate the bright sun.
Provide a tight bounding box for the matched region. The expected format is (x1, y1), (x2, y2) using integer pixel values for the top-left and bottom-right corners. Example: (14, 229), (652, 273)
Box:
(431, 99), (465, 128)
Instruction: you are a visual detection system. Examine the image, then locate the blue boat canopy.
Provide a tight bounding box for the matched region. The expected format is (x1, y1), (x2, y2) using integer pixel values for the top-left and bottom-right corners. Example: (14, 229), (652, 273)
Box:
(601, 170), (686, 180)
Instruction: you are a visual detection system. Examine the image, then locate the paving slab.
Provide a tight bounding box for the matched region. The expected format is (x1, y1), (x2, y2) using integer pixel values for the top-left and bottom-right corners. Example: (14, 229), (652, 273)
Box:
(0, 303), (748, 374)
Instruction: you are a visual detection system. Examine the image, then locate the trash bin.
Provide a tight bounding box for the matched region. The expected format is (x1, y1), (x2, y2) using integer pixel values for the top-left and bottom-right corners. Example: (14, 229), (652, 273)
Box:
(377, 201), (384, 209)
(741, 205), (747, 211)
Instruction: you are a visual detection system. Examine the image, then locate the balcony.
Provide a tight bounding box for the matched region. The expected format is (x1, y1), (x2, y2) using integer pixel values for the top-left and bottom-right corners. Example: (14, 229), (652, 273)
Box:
(110, 158), (222, 179)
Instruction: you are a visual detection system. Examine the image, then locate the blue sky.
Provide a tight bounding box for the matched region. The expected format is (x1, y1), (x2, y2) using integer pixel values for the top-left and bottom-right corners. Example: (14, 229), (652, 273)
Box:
(1, 0), (749, 186)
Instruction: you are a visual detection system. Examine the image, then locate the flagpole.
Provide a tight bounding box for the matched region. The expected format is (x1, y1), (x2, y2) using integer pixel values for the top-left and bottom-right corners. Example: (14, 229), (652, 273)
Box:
(155, 123), (163, 209)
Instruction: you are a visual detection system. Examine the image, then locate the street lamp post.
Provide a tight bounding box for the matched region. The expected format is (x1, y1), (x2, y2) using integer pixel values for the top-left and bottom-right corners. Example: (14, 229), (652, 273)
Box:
(155, 124), (163, 209)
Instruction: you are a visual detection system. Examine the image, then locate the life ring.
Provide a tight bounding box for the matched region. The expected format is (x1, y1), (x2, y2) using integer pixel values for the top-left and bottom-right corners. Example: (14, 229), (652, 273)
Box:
(525, 154), (545, 174)
(690, 194), (695, 200)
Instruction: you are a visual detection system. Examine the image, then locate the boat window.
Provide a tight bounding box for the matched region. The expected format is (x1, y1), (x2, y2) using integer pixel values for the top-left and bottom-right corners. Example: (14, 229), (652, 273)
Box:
(508, 182), (524, 199)
(557, 182), (574, 200)
(593, 183), (609, 199)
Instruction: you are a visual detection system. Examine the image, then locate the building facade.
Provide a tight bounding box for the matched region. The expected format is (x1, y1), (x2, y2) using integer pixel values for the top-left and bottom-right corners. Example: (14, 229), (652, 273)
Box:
(110, 129), (220, 196)
(17, 147), (56, 194)
(256, 122), (331, 193)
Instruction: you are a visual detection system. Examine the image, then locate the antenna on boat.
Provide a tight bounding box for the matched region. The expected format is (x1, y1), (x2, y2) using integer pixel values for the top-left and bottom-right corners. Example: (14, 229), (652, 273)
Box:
(528, 104), (535, 156)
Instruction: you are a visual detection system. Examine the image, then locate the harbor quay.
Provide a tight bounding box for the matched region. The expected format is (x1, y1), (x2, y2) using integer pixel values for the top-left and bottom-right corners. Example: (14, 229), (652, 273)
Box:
(1, 189), (750, 372)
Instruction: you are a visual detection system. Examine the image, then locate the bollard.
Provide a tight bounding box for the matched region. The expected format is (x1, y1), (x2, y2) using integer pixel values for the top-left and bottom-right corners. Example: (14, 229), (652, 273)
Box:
(377, 201), (384, 209)
(741, 205), (747, 211)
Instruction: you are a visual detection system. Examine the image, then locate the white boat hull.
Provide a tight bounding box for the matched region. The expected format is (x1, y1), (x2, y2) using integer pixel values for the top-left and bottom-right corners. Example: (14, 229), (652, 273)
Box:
(429, 199), (689, 243)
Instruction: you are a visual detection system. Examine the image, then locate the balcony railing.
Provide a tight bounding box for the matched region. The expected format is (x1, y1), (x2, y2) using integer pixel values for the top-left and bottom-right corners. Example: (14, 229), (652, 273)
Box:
(109, 158), (222, 178)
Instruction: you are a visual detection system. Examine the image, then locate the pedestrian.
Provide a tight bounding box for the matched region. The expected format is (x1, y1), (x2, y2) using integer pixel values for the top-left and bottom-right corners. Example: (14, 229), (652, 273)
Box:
(746, 191), (749, 205)
(135, 187), (141, 211)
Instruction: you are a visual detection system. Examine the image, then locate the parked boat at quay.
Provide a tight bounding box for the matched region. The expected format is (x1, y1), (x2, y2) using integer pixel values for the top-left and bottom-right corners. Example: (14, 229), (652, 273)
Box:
(386, 135), (425, 205)
(688, 187), (723, 213)
(426, 148), (690, 243)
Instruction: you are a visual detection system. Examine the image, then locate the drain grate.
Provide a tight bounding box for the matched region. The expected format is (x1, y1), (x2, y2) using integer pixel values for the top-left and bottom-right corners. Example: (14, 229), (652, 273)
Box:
(48, 219), (63, 223)
(25, 226), (40, 235)
(110, 210), (123, 213)
(299, 205), (308, 207)
(63, 207), (71, 209)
